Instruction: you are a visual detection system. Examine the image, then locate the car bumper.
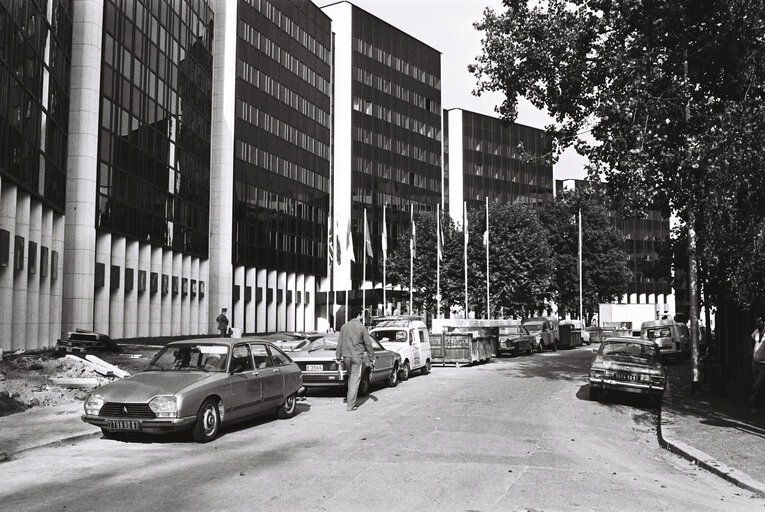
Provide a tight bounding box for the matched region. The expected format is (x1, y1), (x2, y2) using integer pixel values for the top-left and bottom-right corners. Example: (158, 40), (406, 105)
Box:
(589, 377), (665, 396)
(82, 414), (198, 434)
(300, 372), (347, 387)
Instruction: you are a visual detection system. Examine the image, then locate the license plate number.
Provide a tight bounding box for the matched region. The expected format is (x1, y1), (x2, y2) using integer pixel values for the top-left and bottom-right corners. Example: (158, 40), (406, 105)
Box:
(107, 420), (139, 431)
(616, 373), (638, 382)
(306, 364), (324, 371)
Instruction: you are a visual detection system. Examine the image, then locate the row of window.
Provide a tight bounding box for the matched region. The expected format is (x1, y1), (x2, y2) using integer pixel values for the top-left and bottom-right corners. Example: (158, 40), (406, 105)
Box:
(352, 95), (441, 141)
(237, 59), (329, 128)
(235, 185), (326, 226)
(353, 127), (440, 167)
(236, 139), (329, 193)
(239, 20), (330, 96)
(236, 99), (329, 160)
(353, 37), (440, 90)
(466, 136), (547, 161)
(353, 67), (440, 116)
(245, 0), (330, 65)
(352, 158), (439, 192)
(0, 229), (59, 280)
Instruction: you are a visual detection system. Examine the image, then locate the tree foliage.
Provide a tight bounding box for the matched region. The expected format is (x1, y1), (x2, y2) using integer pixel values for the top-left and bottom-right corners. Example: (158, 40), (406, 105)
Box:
(540, 187), (631, 323)
(470, 0), (765, 308)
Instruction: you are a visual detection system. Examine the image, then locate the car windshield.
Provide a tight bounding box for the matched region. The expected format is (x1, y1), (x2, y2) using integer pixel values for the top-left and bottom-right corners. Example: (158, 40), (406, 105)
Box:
(644, 327), (672, 339)
(371, 329), (408, 343)
(306, 337), (338, 352)
(601, 341), (658, 360)
(499, 326), (522, 335)
(269, 339), (309, 352)
(146, 344), (229, 372)
(524, 323), (543, 333)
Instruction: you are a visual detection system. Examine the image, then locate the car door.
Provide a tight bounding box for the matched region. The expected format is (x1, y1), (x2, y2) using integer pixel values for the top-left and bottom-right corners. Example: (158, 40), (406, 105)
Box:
(228, 344), (262, 420)
(410, 328), (423, 368)
(269, 345), (301, 395)
(250, 343), (282, 412)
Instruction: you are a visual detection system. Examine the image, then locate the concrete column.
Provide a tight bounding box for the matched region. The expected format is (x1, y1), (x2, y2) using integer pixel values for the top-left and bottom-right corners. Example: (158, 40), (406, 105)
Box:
(245, 266), (256, 334)
(287, 272), (296, 332)
(26, 201), (42, 348)
(150, 247), (162, 337)
(233, 265), (244, 333)
(638, 293), (647, 305)
(199, 259), (210, 334)
(0, 183), (16, 352)
(629, 293), (637, 304)
(277, 271), (287, 331)
(124, 240), (139, 338)
(13, 192), (30, 348)
(50, 214), (64, 342)
(181, 255), (191, 336)
(39, 209), (53, 347)
(94, 232), (111, 334)
(172, 252), (182, 335)
(137, 243), (151, 337)
(109, 236), (126, 339)
(666, 294), (676, 317)
(256, 268), (267, 333)
(63, 0), (103, 333)
(305, 275), (316, 332)
(296, 273), (305, 332)
(161, 250), (172, 336)
(267, 270), (277, 332)
(191, 257), (200, 335)
(208, 0), (237, 331)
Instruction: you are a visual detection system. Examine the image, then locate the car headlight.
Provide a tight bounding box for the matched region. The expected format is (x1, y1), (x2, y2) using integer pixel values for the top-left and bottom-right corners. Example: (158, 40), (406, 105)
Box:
(149, 396), (179, 418)
(84, 394), (105, 415)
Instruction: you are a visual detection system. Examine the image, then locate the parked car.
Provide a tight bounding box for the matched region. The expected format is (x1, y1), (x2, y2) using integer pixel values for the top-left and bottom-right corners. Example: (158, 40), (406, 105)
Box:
(588, 336), (666, 406)
(82, 339), (303, 443)
(560, 319), (590, 344)
(640, 316), (691, 359)
(369, 316), (432, 380)
(522, 316), (559, 351)
(290, 334), (400, 394)
(497, 324), (535, 356)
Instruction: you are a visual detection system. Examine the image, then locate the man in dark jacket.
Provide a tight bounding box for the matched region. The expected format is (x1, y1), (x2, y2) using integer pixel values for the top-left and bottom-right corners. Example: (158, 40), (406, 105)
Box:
(336, 307), (375, 411)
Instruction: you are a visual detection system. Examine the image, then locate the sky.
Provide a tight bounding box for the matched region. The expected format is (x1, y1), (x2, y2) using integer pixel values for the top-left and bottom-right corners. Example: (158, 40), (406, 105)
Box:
(315, 0), (590, 180)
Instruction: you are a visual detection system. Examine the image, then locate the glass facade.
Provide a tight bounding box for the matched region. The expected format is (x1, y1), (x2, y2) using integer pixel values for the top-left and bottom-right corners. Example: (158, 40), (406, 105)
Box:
(233, 0), (332, 277)
(451, 110), (553, 212)
(0, 0), (72, 212)
(616, 211), (671, 296)
(96, 0), (213, 258)
(350, 7), (442, 284)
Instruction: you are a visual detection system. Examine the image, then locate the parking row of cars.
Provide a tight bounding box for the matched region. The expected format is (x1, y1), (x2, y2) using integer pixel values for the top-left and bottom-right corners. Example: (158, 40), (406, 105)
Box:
(82, 317), (434, 443)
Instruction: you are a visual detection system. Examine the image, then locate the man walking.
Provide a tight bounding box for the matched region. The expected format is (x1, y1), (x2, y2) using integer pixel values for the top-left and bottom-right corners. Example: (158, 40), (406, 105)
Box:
(216, 308), (230, 338)
(750, 316), (765, 413)
(336, 307), (375, 411)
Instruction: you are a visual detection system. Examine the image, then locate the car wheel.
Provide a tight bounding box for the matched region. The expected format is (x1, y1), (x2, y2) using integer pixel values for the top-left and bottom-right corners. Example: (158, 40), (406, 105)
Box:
(192, 398), (220, 443)
(589, 387), (602, 402)
(277, 392), (298, 419)
(387, 363), (399, 387)
(421, 360), (431, 375)
(358, 369), (372, 396)
(399, 361), (410, 381)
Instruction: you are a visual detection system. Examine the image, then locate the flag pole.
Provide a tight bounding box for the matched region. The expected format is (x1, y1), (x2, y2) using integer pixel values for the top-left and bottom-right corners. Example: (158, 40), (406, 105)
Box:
(464, 201), (469, 318)
(382, 205), (387, 314)
(436, 203), (441, 319)
(485, 196), (490, 319)
(363, 208), (367, 315)
(410, 203), (414, 314)
(579, 208), (583, 322)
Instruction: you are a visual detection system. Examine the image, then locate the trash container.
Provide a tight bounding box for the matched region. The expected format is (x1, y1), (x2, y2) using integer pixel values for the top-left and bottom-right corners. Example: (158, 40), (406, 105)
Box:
(559, 324), (574, 349)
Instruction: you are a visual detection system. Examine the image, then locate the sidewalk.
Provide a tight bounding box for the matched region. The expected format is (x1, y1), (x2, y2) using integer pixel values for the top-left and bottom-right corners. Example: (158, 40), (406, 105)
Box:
(660, 358), (765, 497)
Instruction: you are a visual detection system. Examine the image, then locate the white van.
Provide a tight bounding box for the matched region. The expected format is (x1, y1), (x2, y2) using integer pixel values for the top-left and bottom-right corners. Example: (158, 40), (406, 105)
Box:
(640, 316), (691, 358)
(370, 317), (432, 381)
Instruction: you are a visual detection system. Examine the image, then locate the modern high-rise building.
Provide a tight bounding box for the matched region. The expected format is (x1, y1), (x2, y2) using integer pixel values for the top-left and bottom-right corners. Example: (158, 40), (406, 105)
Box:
(444, 108), (553, 222)
(321, 2), (442, 315)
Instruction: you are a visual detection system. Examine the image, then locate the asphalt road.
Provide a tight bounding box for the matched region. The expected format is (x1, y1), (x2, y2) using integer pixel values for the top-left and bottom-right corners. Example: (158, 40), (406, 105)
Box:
(2, 347), (764, 512)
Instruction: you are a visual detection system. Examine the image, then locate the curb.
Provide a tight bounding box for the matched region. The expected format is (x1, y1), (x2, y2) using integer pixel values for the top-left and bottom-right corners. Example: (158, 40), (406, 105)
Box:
(658, 385), (765, 498)
(1, 430), (102, 462)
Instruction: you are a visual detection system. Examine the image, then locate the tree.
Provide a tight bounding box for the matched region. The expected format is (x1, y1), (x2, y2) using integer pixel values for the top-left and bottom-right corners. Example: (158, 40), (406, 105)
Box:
(470, 0), (765, 310)
(540, 187), (631, 323)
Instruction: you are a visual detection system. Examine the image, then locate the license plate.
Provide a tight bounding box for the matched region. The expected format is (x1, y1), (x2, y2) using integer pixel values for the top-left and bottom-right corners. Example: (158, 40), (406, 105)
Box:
(306, 364), (324, 371)
(616, 373), (638, 382)
(107, 420), (139, 431)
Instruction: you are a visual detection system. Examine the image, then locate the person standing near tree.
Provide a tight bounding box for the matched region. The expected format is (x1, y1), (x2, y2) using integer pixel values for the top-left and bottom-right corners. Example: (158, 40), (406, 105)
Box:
(335, 306), (375, 411)
(216, 308), (230, 338)
(750, 316), (765, 413)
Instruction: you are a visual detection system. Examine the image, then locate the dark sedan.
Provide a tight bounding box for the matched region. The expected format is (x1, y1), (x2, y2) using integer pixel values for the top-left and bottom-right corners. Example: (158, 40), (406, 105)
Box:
(588, 337), (666, 406)
(497, 324), (536, 356)
(82, 339), (303, 442)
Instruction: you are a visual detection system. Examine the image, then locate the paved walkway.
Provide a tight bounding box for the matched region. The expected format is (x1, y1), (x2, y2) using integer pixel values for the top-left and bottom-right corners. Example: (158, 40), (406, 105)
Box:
(1, 356), (764, 498)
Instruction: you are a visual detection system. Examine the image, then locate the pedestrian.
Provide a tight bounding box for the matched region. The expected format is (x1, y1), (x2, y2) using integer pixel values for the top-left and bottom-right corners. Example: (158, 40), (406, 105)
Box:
(335, 306), (375, 411)
(216, 308), (230, 338)
(749, 316), (765, 413)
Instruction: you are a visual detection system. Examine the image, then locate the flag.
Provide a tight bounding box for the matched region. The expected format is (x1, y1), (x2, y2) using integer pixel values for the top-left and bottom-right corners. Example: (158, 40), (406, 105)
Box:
(463, 202), (469, 245)
(363, 209), (373, 258)
(483, 229), (488, 247)
(346, 217), (355, 263)
(410, 204), (417, 258)
(382, 205), (388, 261)
(436, 205), (443, 261)
(327, 215), (334, 264)
(335, 217), (343, 265)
